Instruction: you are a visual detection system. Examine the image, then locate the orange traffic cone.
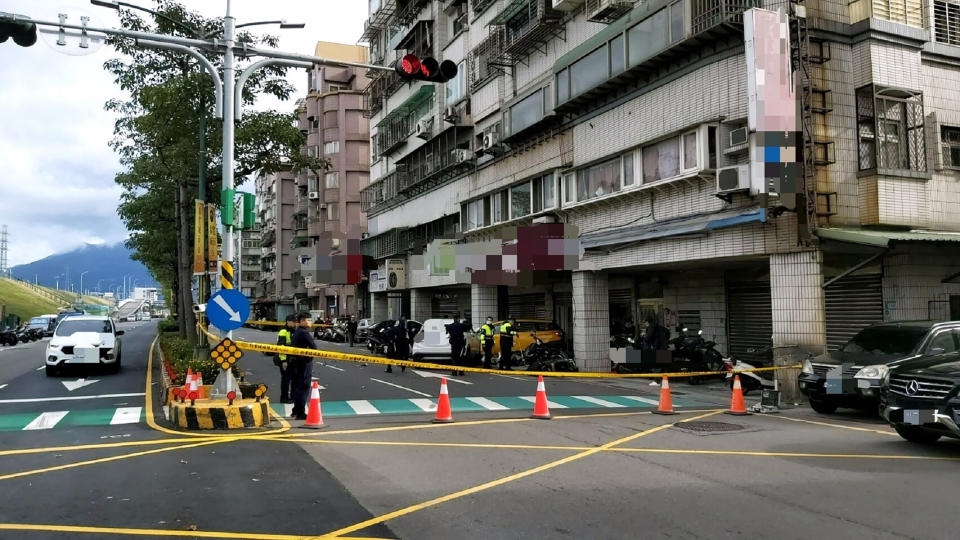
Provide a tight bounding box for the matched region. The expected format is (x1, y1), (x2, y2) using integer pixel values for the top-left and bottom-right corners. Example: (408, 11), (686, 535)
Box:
(184, 368), (194, 391)
(652, 376), (676, 415)
(196, 372), (204, 398)
(187, 374), (200, 405)
(433, 378), (454, 423)
(531, 375), (552, 419)
(726, 375), (751, 416)
(303, 380), (326, 429)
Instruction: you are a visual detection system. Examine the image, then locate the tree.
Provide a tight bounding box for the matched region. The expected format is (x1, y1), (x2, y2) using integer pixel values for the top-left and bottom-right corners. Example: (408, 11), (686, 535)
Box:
(104, 1), (328, 345)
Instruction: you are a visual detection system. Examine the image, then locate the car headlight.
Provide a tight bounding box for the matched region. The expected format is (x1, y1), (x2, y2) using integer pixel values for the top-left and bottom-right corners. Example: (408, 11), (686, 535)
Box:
(881, 368), (891, 387)
(801, 359), (813, 374)
(854, 364), (888, 379)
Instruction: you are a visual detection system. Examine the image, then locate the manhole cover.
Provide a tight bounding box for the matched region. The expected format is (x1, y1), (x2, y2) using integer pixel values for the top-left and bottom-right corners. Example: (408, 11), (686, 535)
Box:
(674, 421), (744, 432)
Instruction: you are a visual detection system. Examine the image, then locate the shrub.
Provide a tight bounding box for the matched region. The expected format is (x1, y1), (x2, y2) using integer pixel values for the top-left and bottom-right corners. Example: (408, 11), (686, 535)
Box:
(158, 333), (240, 385)
(157, 317), (179, 334)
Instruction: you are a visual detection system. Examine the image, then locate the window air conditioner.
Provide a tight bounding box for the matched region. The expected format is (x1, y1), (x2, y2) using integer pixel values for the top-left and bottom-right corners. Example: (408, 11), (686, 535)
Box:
(728, 127), (748, 148)
(482, 131), (499, 150)
(443, 106), (458, 123)
(308, 191), (320, 200)
(451, 148), (476, 163)
(716, 164), (751, 194)
(415, 118), (434, 140)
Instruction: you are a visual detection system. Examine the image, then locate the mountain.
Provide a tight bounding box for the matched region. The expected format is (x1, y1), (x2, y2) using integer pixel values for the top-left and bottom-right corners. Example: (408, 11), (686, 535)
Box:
(9, 243), (157, 295)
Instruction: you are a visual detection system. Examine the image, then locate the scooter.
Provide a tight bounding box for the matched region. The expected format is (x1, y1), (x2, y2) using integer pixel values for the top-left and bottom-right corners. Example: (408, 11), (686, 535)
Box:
(0, 328), (17, 346)
(724, 355), (776, 395)
(521, 334), (578, 372)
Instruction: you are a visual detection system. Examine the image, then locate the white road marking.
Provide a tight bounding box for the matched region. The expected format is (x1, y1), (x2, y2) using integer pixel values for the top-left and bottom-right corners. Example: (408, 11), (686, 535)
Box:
(496, 374), (529, 382)
(618, 395), (660, 406)
(408, 398), (438, 412)
(412, 369), (473, 385)
(62, 378), (100, 391)
(325, 365), (345, 372)
(0, 384), (7, 390)
(0, 392), (144, 404)
(23, 411), (69, 430)
(570, 396), (626, 408)
(110, 407), (142, 425)
(466, 397), (509, 411)
(36, 366), (45, 371)
(518, 396), (568, 409)
(162, 406), (169, 421)
(369, 378), (432, 397)
(346, 400), (380, 415)
(283, 403), (294, 417)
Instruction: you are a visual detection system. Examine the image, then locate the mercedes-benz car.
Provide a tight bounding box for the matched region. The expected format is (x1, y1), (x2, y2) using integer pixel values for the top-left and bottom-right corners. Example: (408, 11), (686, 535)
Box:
(881, 348), (960, 444)
(45, 315), (124, 376)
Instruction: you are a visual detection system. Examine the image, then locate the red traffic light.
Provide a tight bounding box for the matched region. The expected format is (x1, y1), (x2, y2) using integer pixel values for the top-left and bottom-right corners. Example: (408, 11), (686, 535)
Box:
(394, 55), (458, 83)
(398, 54), (421, 76)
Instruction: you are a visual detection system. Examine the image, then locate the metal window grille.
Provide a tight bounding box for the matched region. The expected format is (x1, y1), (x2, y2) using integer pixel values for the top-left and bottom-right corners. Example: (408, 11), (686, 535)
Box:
(941, 126), (960, 168)
(856, 85), (926, 172)
(873, 0), (924, 27)
(935, 0), (960, 45)
(468, 28), (504, 91)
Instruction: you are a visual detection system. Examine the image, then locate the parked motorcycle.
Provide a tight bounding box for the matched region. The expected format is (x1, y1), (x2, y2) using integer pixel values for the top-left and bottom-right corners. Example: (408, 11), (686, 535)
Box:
(0, 328), (18, 346)
(668, 328), (727, 385)
(723, 345), (775, 394)
(519, 333), (578, 372)
(14, 325), (34, 343)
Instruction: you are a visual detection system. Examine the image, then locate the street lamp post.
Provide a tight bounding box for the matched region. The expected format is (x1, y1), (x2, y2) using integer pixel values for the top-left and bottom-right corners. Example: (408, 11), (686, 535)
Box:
(79, 270), (90, 300)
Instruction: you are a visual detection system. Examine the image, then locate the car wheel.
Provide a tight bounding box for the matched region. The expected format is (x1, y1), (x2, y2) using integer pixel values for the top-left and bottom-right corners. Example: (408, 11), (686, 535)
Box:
(111, 358), (122, 374)
(809, 399), (838, 414)
(894, 425), (942, 444)
(45, 365), (57, 377)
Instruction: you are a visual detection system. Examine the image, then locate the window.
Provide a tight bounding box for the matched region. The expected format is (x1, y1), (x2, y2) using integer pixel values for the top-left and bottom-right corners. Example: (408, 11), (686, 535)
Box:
(669, 0), (684, 43)
(872, 0), (923, 27)
(610, 35), (625, 75)
(324, 141), (340, 155)
(452, 2), (468, 36)
(642, 137), (680, 183)
(307, 146), (318, 158)
(683, 132), (698, 170)
(942, 126), (960, 169)
(445, 61), (467, 104)
(563, 171), (575, 204)
(466, 198), (488, 230)
(327, 84), (345, 93)
(926, 330), (960, 354)
(510, 89), (545, 135)
(325, 172), (339, 189)
(557, 69), (569, 104)
(628, 9), (668, 66)
(708, 126), (718, 169)
(577, 157), (622, 201)
(571, 46), (609, 97)
(623, 151), (635, 186)
(492, 191), (507, 223)
(935, 0), (960, 46)
(510, 182), (531, 219)
(856, 85), (926, 172)
(542, 174), (556, 209)
(307, 173), (319, 192)
(326, 204), (339, 221)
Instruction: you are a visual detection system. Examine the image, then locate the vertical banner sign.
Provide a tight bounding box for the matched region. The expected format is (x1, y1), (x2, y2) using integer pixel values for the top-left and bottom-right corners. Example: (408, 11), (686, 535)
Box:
(206, 204), (218, 274)
(193, 200), (205, 275)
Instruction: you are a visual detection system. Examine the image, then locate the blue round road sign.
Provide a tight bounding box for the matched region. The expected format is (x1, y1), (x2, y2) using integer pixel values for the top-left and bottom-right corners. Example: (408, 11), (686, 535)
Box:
(206, 289), (251, 332)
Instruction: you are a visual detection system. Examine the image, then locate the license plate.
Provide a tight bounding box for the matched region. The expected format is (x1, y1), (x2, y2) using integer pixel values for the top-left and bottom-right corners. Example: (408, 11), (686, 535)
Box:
(902, 409), (927, 425)
(74, 347), (99, 364)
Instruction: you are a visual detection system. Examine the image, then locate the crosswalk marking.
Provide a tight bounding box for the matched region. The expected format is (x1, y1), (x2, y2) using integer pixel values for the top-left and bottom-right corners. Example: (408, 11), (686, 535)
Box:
(518, 396), (568, 409)
(346, 400), (379, 415)
(23, 411), (69, 430)
(283, 403), (294, 417)
(570, 396), (626, 408)
(408, 398), (437, 412)
(466, 397), (509, 411)
(110, 407), (142, 425)
(618, 395), (660, 406)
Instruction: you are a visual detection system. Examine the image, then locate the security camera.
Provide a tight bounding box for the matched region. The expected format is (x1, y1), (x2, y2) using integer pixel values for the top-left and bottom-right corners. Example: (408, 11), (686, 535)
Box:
(192, 303), (206, 313)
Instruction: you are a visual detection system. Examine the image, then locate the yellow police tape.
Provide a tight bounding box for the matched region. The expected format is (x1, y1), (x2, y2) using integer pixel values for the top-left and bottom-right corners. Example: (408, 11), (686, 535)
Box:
(245, 320), (334, 328)
(199, 324), (800, 379)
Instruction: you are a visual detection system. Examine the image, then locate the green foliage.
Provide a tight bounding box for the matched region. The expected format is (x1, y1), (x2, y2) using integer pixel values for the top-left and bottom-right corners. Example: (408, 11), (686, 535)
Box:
(159, 332), (239, 385)
(157, 317), (179, 333)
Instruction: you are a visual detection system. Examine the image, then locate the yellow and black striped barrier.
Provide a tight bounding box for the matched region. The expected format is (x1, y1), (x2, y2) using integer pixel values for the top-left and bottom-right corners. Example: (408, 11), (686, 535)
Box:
(169, 399), (270, 430)
(199, 324), (800, 379)
(220, 261), (234, 290)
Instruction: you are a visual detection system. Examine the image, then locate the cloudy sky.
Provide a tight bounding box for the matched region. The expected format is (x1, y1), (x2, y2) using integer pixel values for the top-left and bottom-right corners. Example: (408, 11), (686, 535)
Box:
(0, 0), (366, 266)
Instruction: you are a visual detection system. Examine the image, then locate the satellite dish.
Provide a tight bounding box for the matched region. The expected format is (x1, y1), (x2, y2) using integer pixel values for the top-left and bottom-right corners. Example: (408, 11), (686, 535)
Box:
(37, 8), (108, 56)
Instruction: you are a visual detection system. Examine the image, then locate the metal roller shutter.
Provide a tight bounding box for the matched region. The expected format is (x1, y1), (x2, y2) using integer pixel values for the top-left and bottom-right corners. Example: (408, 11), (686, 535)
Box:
(609, 289), (632, 306)
(431, 295), (460, 319)
(508, 293), (546, 320)
(726, 280), (773, 363)
(824, 274), (883, 351)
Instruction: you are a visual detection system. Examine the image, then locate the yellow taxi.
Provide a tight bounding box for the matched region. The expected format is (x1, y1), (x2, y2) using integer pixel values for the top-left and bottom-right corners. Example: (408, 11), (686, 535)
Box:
(467, 319), (566, 358)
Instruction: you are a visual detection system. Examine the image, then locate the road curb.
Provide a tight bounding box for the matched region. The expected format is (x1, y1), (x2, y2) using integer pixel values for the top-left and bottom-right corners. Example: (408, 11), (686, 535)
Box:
(168, 399), (271, 430)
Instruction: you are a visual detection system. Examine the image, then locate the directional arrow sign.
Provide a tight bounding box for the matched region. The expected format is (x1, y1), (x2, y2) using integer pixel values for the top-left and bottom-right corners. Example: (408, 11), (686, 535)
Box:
(206, 289), (250, 332)
(412, 369), (473, 385)
(62, 378), (99, 392)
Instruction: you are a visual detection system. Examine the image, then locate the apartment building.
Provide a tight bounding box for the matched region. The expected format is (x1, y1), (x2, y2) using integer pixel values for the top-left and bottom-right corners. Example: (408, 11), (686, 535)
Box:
(237, 223), (261, 302)
(253, 167), (298, 321)
(292, 42), (372, 319)
(360, 0), (960, 396)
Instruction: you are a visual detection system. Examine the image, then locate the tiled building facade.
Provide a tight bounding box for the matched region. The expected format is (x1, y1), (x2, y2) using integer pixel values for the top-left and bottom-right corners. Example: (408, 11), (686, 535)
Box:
(253, 168), (298, 321)
(360, 0), (960, 398)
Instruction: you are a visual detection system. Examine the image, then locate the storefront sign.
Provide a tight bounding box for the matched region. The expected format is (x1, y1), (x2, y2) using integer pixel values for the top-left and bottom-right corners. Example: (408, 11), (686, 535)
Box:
(193, 200), (205, 275)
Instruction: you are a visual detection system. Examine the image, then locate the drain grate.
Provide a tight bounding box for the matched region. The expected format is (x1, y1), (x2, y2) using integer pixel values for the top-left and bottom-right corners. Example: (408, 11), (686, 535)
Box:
(673, 421), (744, 432)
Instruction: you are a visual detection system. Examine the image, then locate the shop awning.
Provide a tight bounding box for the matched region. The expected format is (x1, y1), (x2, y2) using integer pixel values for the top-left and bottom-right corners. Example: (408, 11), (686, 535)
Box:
(580, 207), (767, 250)
(815, 228), (960, 248)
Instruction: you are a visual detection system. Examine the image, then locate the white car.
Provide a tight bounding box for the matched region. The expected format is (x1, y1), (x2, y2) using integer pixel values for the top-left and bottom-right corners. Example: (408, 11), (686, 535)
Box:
(412, 319), (458, 363)
(45, 315), (124, 376)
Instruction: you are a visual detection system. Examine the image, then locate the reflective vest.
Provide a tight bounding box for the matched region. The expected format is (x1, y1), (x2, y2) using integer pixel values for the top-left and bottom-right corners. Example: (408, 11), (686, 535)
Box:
(277, 328), (292, 361)
(499, 322), (517, 342)
(480, 323), (494, 344)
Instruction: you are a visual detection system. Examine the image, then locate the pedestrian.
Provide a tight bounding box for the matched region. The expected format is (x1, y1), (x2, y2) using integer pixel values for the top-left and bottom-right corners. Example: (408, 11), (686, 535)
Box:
(346, 314), (358, 348)
(480, 316), (495, 369)
(385, 316), (409, 373)
(289, 313), (316, 420)
(445, 317), (468, 376)
(498, 317), (518, 370)
(274, 314), (297, 404)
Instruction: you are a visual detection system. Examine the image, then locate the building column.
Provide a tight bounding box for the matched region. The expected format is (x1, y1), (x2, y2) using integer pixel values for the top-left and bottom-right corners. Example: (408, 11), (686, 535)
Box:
(770, 251), (827, 404)
(371, 292), (388, 322)
(387, 293), (403, 320)
(410, 288), (432, 322)
(471, 284), (498, 325)
(572, 271), (609, 372)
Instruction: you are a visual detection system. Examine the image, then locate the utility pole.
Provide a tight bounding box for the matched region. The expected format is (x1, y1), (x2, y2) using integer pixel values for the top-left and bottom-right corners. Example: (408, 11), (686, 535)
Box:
(0, 225), (8, 278)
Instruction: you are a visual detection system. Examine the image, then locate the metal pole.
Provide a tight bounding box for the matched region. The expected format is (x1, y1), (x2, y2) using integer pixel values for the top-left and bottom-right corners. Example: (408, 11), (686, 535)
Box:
(222, 0), (235, 340)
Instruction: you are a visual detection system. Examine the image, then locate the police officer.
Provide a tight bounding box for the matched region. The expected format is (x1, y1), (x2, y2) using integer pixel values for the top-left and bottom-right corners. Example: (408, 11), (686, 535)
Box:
(445, 317), (468, 377)
(289, 313), (316, 420)
(479, 317), (495, 369)
(275, 314), (297, 403)
(385, 316), (410, 373)
(498, 317), (518, 370)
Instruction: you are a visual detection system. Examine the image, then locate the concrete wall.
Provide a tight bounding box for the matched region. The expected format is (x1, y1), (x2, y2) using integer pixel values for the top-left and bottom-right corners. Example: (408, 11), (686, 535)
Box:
(882, 245), (960, 321)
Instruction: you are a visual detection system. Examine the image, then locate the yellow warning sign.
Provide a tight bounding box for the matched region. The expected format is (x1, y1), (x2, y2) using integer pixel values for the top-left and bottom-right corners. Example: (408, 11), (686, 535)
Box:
(210, 338), (243, 370)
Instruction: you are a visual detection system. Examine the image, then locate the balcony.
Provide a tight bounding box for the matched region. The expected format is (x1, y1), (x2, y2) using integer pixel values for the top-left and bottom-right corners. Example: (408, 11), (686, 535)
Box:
(360, 170), (401, 212)
(260, 229), (276, 247)
(360, 0), (397, 42)
(360, 227), (408, 259)
(373, 85), (435, 157)
(294, 196), (309, 217)
(396, 126), (474, 196)
(308, 216), (323, 237)
(489, 0), (564, 64)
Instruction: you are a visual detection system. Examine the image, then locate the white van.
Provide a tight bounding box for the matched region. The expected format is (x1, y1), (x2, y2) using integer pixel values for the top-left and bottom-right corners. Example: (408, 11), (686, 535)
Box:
(411, 319), (456, 362)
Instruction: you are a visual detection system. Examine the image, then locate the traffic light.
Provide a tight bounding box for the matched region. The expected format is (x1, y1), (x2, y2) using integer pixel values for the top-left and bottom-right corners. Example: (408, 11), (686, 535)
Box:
(0, 15), (38, 47)
(394, 54), (458, 83)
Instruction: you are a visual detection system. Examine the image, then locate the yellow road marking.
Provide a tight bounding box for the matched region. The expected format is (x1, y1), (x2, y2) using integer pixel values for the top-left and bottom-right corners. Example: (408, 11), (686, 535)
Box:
(0, 523), (391, 539)
(0, 438), (235, 481)
(293, 439), (594, 451)
(770, 414), (898, 436)
(320, 410), (721, 538)
(0, 437), (208, 457)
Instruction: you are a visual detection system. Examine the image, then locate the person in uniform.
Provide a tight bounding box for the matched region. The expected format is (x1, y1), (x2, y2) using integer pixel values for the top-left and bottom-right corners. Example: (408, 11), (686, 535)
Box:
(289, 313), (316, 420)
(480, 317), (495, 369)
(498, 318), (518, 370)
(445, 317), (469, 376)
(385, 316), (410, 373)
(274, 314), (296, 403)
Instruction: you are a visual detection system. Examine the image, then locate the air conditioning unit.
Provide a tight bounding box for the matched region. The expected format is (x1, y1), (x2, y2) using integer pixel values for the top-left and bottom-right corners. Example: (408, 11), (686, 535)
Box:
(308, 191), (320, 200)
(728, 127), (749, 148)
(386, 258), (405, 290)
(451, 148), (476, 163)
(532, 215), (556, 224)
(586, 0), (634, 23)
(319, 203), (328, 209)
(482, 131), (499, 150)
(716, 164), (751, 194)
(415, 118), (434, 140)
(443, 106), (459, 123)
(553, 0), (585, 10)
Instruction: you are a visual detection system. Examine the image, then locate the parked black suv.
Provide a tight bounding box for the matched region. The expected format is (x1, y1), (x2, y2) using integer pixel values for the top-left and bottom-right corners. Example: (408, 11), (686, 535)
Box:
(881, 349), (960, 444)
(798, 321), (960, 414)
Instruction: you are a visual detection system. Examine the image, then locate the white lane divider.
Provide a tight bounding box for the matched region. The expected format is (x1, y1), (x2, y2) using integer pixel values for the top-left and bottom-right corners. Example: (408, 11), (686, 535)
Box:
(0, 392), (145, 404)
(571, 396), (626, 408)
(345, 400), (380, 415)
(369, 378), (432, 397)
(110, 407), (143, 425)
(408, 398), (438, 412)
(0, 384), (7, 390)
(518, 396), (568, 409)
(325, 365), (345, 372)
(618, 395), (660, 406)
(23, 411), (69, 430)
(466, 397), (509, 411)
(35, 366), (45, 371)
